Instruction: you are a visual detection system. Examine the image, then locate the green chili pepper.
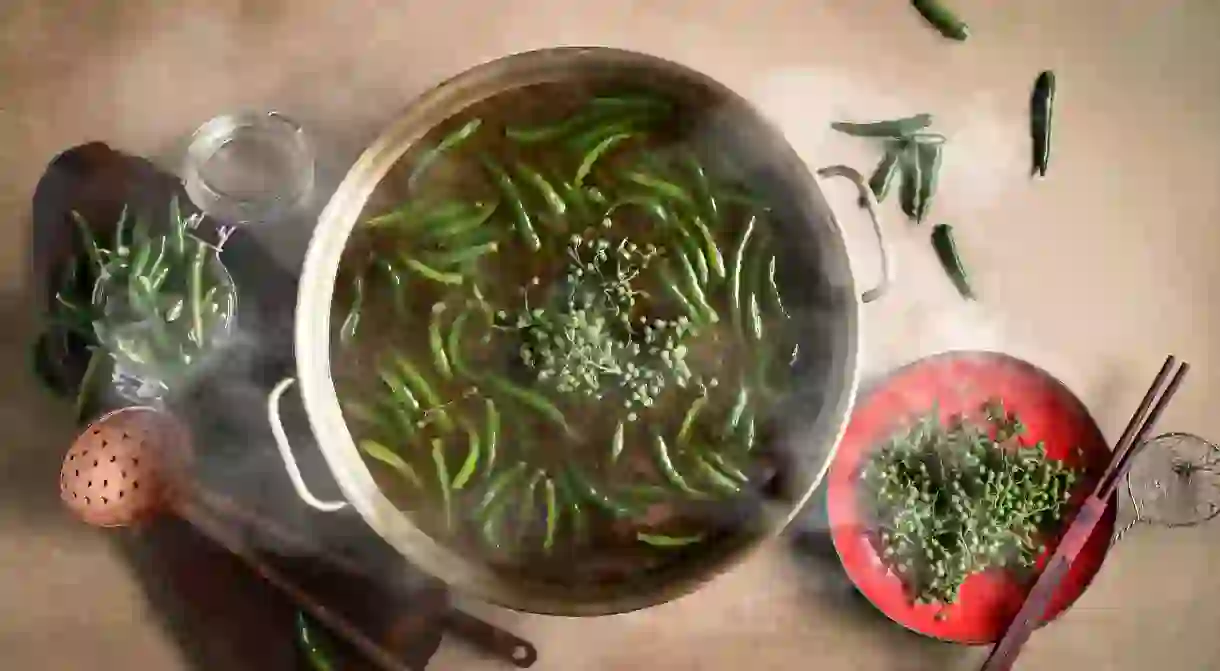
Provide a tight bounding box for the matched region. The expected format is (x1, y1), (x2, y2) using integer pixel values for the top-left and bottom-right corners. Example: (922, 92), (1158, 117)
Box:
(378, 363), (421, 413)
(589, 94), (672, 113)
(480, 490), (513, 551)
(543, 478), (559, 552)
(393, 353), (446, 413)
(764, 255), (788, 318)
(832, 114), (934, 138)
(623, 170), (695, 207)
(424, 241), (499, 268)
(476, 462), (527, 515)
(452, 422), (480, 490)
(403, 256), (464, 285)
(431, 439), (452, 529)
(611, 420), (625, 465)
(931, 223), (974, 299)
(912, 0), (970, 41)
(604, 193), (672, 227)
(693, 453), (742, 496)
(445, 309), (473, 378)
(683, 152), (720, 228)
(659, 262), (703, 325)
(425, 303), (452, 378)
(556, 473), (589, 543)
(685, 215), (725, 279)
(483, 398), (500, 475)
(899, 143), (923, 222)
(340, 274), (364, 346)
(505, 108), (608, 144)
(562, 180), (595, 225)
(575, 133), (631, 187)
(482, 157), (541, 251)
(295, 612), (336, 671)
(1031, 70), (1056, 177)
(638, 532), (705, 547)
(514, 162), (567, 220)
(567, 467), (637, 517)
(484, 374), (573, 436)
(569, 118), (644, 155)
(516, 470), (544, 539)
(676, 394), (708, 447)
(724, 386), (749, 438)
(675, 253), (719, 324)
(420, 200), (499, 241)
(112, 205), (129, 256)
(651, 432), (700, 496)
(358, 439), (423, 489)
(170, 196), (188, 257)
(915, 141), (943, 223)
(729, 214), (757, 335)
(707, 451), (749, 484)
(747, 294), (763, 340)
(869, 142), (905, 201)
(742, 413), (757, 453)
(409, 118), (482, 189)
(188, 242), (207, 346)
(343, 400), (399, 440)
(129, 217), (153, 278)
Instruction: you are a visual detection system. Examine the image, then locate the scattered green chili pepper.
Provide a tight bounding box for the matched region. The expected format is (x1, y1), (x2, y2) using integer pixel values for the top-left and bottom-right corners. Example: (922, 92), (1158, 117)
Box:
(729, 214), (757, 335)
(589, 94), (672, 113)
(659, 262), (703, 325)
(358, 439), (423, 489)
(340, 273), (364, 346)
(915, 141), (943, 223)
(869, 142), (905, 201)
(452, 422), (481, 490)
(724, 386), (749, 438)
(426, 303), (452, 378)
(420, 200), (499, 241)
(188, 242), (207, 346)
(651, 432), (700, 496)
(476, 462), (527, 516)
(505, 108), (608, 144)
(483, 398), (500, 475)
(393, 353), (444, 411)
(611, 420), (626, 464)
(832, 114), (933, 138)
(741, 413), (757, 453)
(567, 467), (637, 517)
(623, 170), (695, 207)
(1031, 70), (1056, 178)
(683, 152), (721, 228)
(747, 294), (763, 340)
(543, 477), (559, 551)
(403, 256), (464, 285)
(931, 223), (974, 299)
(675, 252), (718, 324)
(676, 394), (707, 447)
(169, 196), (187, 257)
(484, 374), (573, 436)
(515, 162), (567, 220)
(685, 215), (725, 279)
(899, 143), (923, 222)
(409, 118), (483, 189)
(431, 439), (453, 529)
(424, 241), (499, 268)
(693, 453), (742, 496)
(445, 309), (473, 378)
(707, 451), (748, 484)
(575, 133), (631, 187)
(569, 117), (648, 154)
(912, 0), (970, 41)
(295, 612), (336, 671)
(638, 532), (705, 547)
(483, 157), (541, 250)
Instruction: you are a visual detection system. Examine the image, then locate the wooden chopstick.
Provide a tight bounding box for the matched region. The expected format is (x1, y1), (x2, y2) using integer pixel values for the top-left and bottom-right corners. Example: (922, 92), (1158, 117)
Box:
(980, 356), (1189, 671)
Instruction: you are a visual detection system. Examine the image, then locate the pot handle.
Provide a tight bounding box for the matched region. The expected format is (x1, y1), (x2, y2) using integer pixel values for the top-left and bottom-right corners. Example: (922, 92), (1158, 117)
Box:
(267, 377), (349, 512)
(816, 165), (891, 303)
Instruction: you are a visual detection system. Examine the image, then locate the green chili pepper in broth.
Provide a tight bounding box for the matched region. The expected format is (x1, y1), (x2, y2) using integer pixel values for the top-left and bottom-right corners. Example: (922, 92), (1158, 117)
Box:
(295, 612), (336, 671)
(685, 215), (725, 279)
(378, 365), (421, 414)
(741, 413), (757, 453)
(543, 478), (559, 552)
(476, 462), (527, 516)
(484, 374), (573, 436)
(1031, 70), (1056, 177)
(451, 422), (481, 490)
(650, 432), (701, 496)
(426, 303), (452, 379)
(514, 162), (567, 219)
(677, 394), (708, 447)
(931, 224), (974, 299)
(340, 274), (364, 346)
(707, 451), (749, 485)
(423, 241), (499, 268)
(574, 133), (631, 187)
(899, 143), (923, 222)
(446, 309), (474, 378)
(419, 200), (498, 241)
(482, 398), (500, 475)
(832, 114), (933, 138)
(567, 467), (638, 518)
(693, 453), (742, 496)
(638, 532), (705, 548)
(430, 439), (453, 529)
(658, 262), (703, 326)
(724, 386), (749, 438)
(683, 152), (721, 228)
(505, 108), (607, 144)
(556, 473), (589, 543)
(393, 354), (447, 414)
(747, 294), (764, 340)
(912, 0), (970, 41)
(482, 157), (541, 251)
(623, 170), (695, 208)
(516, 470), (544, 540)
(187, 242), (207, 347)
(729, 215), (757, 336)
(675, 253), (719, 324)
(358, 439), (423, 489)
(409, 118), (483, 189)
(403, 257), (464, 285)
(610, 420), (626, 465)
(915, 141), (943, 223)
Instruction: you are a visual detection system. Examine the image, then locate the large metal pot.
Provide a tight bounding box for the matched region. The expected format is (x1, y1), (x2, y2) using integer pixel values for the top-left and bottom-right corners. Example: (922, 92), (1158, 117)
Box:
(268, 47), (890, 615)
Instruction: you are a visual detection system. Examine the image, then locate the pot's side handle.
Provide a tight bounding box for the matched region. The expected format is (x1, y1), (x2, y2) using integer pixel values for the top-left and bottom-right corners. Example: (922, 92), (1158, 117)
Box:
(816, 165), (891, 303)
(267, 378), (349, 512)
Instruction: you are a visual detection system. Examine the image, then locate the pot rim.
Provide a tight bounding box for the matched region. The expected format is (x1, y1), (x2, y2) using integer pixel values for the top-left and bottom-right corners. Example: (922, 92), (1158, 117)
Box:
(293, 46), (865, 615)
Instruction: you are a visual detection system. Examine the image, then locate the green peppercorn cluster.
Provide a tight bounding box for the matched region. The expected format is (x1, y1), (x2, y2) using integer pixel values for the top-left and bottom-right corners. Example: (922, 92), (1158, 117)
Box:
(862, 401), (1080, 605)
(511, 235), (693, 413)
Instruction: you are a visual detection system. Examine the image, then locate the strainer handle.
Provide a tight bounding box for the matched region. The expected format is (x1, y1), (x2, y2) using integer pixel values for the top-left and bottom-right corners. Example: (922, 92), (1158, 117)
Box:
(816, 165), (891, 303)
(268, 377), (349, 512)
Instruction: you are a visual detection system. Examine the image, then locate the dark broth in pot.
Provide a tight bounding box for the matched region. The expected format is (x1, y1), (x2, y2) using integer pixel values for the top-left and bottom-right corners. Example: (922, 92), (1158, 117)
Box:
(332, 83), (800, 587)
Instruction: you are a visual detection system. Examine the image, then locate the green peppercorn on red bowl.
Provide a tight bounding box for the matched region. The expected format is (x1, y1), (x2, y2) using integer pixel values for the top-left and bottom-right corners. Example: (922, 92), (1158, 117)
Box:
(267, 47), (892, 616)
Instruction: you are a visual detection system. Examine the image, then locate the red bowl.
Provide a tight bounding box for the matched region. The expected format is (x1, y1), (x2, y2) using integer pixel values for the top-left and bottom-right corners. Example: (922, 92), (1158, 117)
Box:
(826, 351), (1117, 644)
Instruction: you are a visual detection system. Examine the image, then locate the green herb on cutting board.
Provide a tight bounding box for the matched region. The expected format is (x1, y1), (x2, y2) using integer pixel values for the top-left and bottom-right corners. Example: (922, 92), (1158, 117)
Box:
(861, 401), (1080, 606)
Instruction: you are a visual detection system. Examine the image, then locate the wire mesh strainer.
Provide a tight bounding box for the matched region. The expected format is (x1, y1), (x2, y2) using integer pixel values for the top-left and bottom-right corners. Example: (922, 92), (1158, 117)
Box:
(1115, 432), (1220, 542)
